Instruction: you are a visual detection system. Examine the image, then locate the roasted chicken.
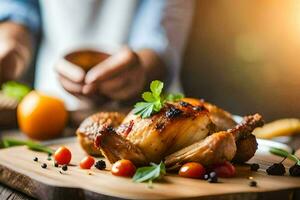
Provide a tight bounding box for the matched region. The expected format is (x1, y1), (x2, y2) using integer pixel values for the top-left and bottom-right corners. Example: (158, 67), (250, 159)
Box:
(77, 98), (263, 169)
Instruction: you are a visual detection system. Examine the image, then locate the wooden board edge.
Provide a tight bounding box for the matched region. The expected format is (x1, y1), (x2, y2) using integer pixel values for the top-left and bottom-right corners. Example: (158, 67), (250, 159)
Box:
(0, 161), (299, 200)
(0, 164), (123, 200)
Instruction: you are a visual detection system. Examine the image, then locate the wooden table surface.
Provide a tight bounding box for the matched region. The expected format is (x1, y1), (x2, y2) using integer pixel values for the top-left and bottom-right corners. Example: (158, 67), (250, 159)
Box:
(0, 131), (299, 200)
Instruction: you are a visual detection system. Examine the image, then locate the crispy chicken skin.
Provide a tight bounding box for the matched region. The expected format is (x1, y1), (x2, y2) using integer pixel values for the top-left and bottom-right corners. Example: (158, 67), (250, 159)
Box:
(76, 112), (124, 156)
(119, 101), (215, 163)
(164, 131), (236, 170)
(165, 114), (263, 169)
(78, 98), (263, 168)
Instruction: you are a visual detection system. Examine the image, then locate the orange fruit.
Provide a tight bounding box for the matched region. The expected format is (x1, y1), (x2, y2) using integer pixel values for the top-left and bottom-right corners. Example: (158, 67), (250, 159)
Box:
(17, 91), (68, 140)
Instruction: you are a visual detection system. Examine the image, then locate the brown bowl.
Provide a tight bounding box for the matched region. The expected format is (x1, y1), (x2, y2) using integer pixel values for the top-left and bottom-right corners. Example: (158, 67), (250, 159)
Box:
(64, 50), (110, 72)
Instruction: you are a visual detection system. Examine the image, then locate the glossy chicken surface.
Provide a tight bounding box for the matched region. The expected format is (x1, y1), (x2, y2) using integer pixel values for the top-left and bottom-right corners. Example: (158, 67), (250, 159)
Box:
(78, 98), (263, 169)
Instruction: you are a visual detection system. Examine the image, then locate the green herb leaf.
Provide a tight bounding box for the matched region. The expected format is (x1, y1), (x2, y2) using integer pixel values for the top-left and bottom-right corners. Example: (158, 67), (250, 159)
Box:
(165, 93), (185, 102)
(269, 147), (300, 165)
(2, 81), (31, 101)
(150, 80), (163, 98)
(134, 80), (184, 118)
(133, 161), (166, 186)
(2, 138), (54, 154)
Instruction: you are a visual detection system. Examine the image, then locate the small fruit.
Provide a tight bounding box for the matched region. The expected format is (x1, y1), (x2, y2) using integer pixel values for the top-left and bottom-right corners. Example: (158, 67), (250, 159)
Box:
(95, 160), (106, 170)
(111, 159), (136, 177)
(17, 91), (68, 140)
(179, 162), (206, 179)
(210, 161), (236, 178)
(54, 146), (72, 165)
(80, 156), (95, 169)
(266, 163), (285, 176)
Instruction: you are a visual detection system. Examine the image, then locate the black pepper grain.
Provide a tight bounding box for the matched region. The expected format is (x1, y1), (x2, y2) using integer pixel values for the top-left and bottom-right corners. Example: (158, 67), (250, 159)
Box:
(207, 172), (218, 183)
(33, 157), (38, 162)
(192, 106), (204, 112)
(95, 160), (106, 170)
(41, 163), (47, 169)
(62, 164), (68, 171)
(203, 174), (210, 180)
(249, 180), (257, 187)
(250, 163), (260, 171)
(54, 162), (59, 167)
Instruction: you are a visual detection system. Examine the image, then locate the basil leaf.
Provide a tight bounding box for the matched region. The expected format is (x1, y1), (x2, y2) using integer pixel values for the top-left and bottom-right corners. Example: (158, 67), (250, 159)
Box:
(133, 161), (166, 184)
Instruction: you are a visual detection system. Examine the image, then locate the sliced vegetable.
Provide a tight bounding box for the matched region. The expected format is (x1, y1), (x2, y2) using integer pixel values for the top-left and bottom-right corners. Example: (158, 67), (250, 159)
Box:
(111, 159), (136, 177)
(2, 81), (31, 101)
(133, 161), (166, 185)
(2, 138), (54, 154)
(80, 156), (95, 169)
(179, 162), (206, 179)
(54, 146), (72, 165)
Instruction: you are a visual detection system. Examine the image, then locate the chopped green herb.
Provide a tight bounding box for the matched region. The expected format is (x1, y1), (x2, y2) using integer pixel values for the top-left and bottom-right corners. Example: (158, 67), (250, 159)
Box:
(133, 80), (184, 118)
(2, 138), (54, 154)
(269, 147), (300, 165)
(2, 81), (31, 101)
(133, 161), (166, 187)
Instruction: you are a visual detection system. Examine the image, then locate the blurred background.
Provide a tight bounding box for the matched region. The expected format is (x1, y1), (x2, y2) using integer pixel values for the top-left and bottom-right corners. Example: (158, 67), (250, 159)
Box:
(1, 0), (300, 129)
(182, 0), (300, 121)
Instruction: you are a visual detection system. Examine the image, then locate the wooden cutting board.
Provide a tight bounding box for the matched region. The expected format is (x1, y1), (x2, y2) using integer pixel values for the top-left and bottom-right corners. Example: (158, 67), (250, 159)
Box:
(0, 137), (299, 200)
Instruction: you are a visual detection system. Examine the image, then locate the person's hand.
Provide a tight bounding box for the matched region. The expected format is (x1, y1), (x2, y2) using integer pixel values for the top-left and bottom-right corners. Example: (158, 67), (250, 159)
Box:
(0, 22), (32, 84)
(83, 47), (146, 101)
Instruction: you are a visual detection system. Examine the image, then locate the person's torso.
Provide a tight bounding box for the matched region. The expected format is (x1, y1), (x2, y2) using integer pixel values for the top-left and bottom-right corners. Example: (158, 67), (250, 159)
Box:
(35, 0), (137, 110)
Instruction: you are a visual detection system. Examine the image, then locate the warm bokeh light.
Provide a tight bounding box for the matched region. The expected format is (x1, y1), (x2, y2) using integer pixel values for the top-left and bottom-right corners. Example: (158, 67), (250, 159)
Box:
(182, 0), (300, 120)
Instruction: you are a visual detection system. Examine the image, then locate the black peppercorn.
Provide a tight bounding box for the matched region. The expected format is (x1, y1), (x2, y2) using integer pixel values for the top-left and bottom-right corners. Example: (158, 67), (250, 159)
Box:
(208, 177), (218, 183)
(41, 163), (47, 169)
(289, 164), (300, 177)
(95, 160), (106, 170)
(62, 164), (68, 171)
(250, 163), (260, 171)
(266, 163), (285, 176)
(249, 180), (257, 187)
(48, 153), (52, 157)
(33, 157), (38, 162)
(207, 172), (218, 183)
(54, 162), (59, 167)
(203, 174), (210, 180)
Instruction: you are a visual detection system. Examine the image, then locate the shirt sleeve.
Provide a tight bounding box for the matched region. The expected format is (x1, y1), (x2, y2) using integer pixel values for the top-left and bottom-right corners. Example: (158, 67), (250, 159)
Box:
(128, 0), (195, 92)
(0, 0), (41, 36)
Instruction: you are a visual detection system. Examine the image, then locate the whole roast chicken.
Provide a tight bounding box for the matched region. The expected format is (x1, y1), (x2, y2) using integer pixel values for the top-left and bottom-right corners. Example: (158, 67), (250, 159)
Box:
(77, 98), (263, 169)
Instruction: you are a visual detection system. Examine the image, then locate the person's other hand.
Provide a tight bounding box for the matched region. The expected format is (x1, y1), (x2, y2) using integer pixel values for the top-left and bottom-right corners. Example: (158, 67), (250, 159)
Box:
(83, 47), (146, 101)
(0, 22), (32, 84)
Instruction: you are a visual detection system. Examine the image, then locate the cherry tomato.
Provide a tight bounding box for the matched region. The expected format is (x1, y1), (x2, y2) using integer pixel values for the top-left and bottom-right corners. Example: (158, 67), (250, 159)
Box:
(211, 161), (236, 178)
(80, 156), (95, 169)
(179, 162), (206, 179)
(54, 146), (72, 165)
(111, 159), (136, 177)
